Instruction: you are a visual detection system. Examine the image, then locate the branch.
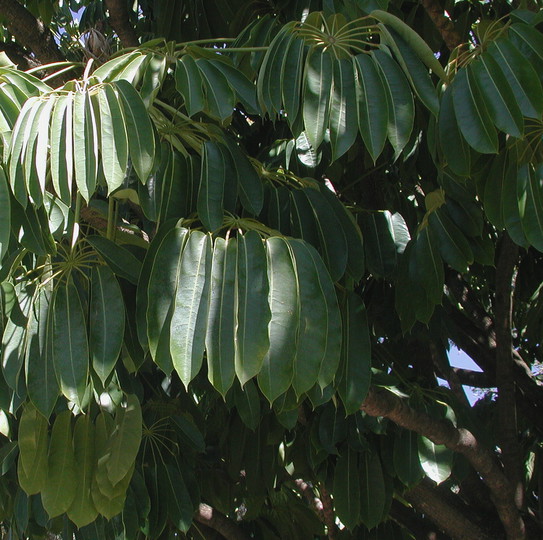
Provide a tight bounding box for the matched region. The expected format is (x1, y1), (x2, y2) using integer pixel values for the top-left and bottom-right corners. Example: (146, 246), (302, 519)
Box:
(195, 503), (250, 540)
(390, 498), (449, 539)
(0, 0), (64, 65)
(452, 367), (494, 388)
(104, 0), (139, 48)
(361, 386), (525, 540)
(403, 478), (495, 540)
(319, 485), (339, 540)
(0, 41), (40, 70)
(419, 0), (463, 51)
(495, 234), (523, 508)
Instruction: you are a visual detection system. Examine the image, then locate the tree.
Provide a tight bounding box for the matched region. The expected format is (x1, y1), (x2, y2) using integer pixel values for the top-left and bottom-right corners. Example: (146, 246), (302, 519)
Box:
(0, 0), (542, 538)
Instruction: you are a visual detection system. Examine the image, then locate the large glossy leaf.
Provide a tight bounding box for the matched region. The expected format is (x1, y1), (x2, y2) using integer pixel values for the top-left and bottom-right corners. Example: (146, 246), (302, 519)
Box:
(52, 281), (89, 407)
(393, 428), (423, 486)
(333, 446), (360, 530)
(418, 434), (452, 484)
(303, 187), (348, 282)
(470, 52), (523, 138)
(452, 66), (498, 154)
(98, 84), (129, 194)
(50, 93), (73, 205)
(25, 285), (58, 418)
(198, 140), (226, 232)
(146, 227), (189, 373)
(73, 91), (98, 202)
(211, 59), (259, 114)
(373, 48), (414, 159)
(68, 415), (98, 528)
(234, 379), (261, 431)
(169, 231), (212, 387)
(281, 35), (305, 126)
(31, 97), (55, 206)
(518, 164), (543, 252)
(175, 56), (205, 117)
(413, 227), (444, 306)
(487, 38), (543, 119)
(89, 266), (125, 385)
(359, 449), (386, 529)
(358, 211), (397, 277)
(337, 292), (371, 415)
(196, 58), (236, 122)
(302, 48), (332, 150)
(509, 23), (543, 84)
(235, 230), (270, 386)
(114, 79), (156, 183)
(354, 54), (388, 163)
(258, 237), (297, 403)
(0, 167), (10, 261)
(329, 58), (357, 161)
(17, 402), (48, 495)
(206, 237), (237, 396)
(107, 394), (142, 485)
(41, 411), (77, 517)
(161, 461), (193, 532)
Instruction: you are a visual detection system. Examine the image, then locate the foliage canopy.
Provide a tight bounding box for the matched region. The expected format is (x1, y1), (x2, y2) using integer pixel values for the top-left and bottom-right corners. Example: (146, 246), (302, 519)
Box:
(0, 0), (543, 538)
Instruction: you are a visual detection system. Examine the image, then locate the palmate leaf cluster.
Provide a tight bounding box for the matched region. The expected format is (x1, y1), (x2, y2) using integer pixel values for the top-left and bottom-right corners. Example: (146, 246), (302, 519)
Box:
(0, 0), (542, 538)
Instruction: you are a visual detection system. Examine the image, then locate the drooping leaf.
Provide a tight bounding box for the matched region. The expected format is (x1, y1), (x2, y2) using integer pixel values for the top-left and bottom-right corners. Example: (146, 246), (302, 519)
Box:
(198, 140), (226, 232)
(160, 461), (193, 532)
(206, 236), (237, 396)
(359, 449), (386, 529)
(393, 428), (423, 487)
(418, 434), (453, 484)
(234, 379), (261, 431)
(169, 231), (212, 387)
(333, 445), (360, 530)
(0, 166), (11, 265)
(175, 55), (205, 117)
(41, 410), (77, 517)
(235, 230), (270, 386)
(518, 164), (543, 252)
(50, 92), (73, 205)
(196, 58), (237, 122)
(89, 266), (125, 385)
(258, 237), (297, 404)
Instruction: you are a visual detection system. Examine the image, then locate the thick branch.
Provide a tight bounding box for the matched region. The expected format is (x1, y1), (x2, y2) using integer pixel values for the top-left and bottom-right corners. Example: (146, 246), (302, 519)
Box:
(319, 485), (339, 540)
(495, 234), (523, 508)
(419, 0), (463, 51)
(452, 367), (494, 388)
(0, 41), (40, 70)
(195, 503), (250, 540)
(403, 479), (494, 540)
(362, 386), (525, 539)
(104, 0), (139, 48)
(0, 0), (64, 65)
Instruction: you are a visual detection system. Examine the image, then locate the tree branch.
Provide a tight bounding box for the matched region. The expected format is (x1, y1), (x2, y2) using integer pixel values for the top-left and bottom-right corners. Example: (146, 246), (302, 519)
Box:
(104, 0), (139, 48)
(319, 485), (339, 540)
(495, 234), (523, 509)
(0, 0), (64, 65)
(361, 386), (525, 540)
(403, 478), (495, 540)
(195, 503), (250, 540)
(0, 41), (40, 70)
(419, 0), (463, 51)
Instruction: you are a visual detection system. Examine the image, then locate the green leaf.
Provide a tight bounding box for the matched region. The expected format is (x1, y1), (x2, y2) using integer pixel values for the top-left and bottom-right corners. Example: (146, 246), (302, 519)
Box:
(303, 187), (348, 282)
(429, 208), (473, 273)
(86, 235), (142, 285)
(32, 97), (55, 207)
(73, 91), (98, 202)
(373, 48), (414, 159)
(281, 35), (305, 126)
(50, 93), (73, 205)
(487, 38), (543, 119)
(509, 23), (543, 83)
(52, 281), (89, 407)
(114, 79), (156, 183)
(290, 188), (319, 247)
(518, 164), (543, 252)
(234, 379), (261, 431)
(329, 58), (358, 161)
(196, 58), (236, 122)
(337, 292), (371, 415)
(413, 227), (444, 306)
(161, 462), (193, 532)
(25, 285), (58, 418)
(206, 237), (237, 396)
(198, 140), (226, 232)
(333, 446), (360, 530)
(211, 59), (259, 114)
(379, 26), (439, 116)
(258, 237), (297, 404)
(170, 231), (212, 387)
(146, 227), (189, 373)
(89, 266), (125, 385)
(358, 211), (397, 277)
(98, 84), (129, 194)
(302, 48), (332, 150)
(418, 435), (452, 484)
(354, 54), (388, 163)
(470, 53), (523, 138)
(42, 411), (77, 517)
(68, 415), (98, 528)
(107, 394), (142, 485)
(171, 415), (205, 453)
(393, 428), (423, 487)
(17, 402), (48, 495)
(175, 56), (205, 117)
(452, 66), (498, 154)
(371, 10), (448, 81)
(94, 51), (145, 82)
(0, 167), (11, 260)
(235, 230), (270, 386)
(438, 86), (471, 177)
(359, 449), (386, 529)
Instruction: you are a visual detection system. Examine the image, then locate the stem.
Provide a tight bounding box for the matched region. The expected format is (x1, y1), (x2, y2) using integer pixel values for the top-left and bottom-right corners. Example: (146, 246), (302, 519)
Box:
(176, 37), (236, 47)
